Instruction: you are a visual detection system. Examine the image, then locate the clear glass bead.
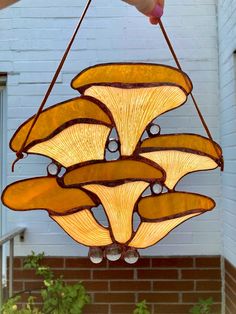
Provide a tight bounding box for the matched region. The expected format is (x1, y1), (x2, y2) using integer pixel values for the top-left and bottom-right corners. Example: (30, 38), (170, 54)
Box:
(47, 162), (59, 176)
(105, 244), (122, 262)
(124, 248), (139, 264)
(108, 139), (119, 153)
(89, 247), (103, 264)
(149, 124), (160, 136)
(151, 183), (163, 195)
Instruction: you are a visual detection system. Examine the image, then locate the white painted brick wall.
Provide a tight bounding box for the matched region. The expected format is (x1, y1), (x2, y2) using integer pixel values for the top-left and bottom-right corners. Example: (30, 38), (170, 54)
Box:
(218, 0), (236, 267)
(0, 0), (221, 256)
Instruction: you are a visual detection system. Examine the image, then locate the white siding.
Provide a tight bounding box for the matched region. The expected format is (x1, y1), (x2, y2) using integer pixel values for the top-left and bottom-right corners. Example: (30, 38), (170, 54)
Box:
(0, 79), (7, 238)
(218, 0), (236, 267)
(0, 0), (221, 256)
(0, 87), (4, 236)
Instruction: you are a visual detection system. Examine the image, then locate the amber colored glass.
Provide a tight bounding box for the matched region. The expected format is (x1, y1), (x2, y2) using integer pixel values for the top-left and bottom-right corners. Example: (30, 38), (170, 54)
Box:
(51, 210), (112, 247)
(1, 177), (96, 215)
(85, 85), (187, 155)
(71, 63), (193, 94)
(3, 60), (223, 252)
(138, 192), (215, 220)
(139, 134), (221, 189)
(140, 134), (222, 159)
(63, 159), (164, 186)
(10, 97), (111, 152)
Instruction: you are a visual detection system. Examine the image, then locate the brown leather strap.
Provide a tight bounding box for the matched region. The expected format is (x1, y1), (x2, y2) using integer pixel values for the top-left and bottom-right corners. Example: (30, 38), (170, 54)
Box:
(159, 20), (223, 169)
(12, 0), (93, 172)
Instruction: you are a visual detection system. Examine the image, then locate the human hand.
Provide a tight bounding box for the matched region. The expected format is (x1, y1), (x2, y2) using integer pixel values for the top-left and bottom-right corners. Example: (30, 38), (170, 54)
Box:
(0, 0), (19, 9)
(122, 0), (165, 25)
(148, 0), (165, 25)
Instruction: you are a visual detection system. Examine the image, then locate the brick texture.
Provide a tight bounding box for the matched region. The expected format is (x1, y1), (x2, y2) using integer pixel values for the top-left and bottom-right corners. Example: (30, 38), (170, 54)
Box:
(8, 256), (222, 314)
(225, 259), (236, 314)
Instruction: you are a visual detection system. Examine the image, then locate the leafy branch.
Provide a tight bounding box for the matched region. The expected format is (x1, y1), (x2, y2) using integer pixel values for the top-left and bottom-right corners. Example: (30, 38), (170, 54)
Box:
(1, 252), (90, 314)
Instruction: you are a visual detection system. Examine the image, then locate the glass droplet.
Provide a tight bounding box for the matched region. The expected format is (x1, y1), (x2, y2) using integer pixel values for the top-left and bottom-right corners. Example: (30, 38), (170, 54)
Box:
(124, 248), (139, 264)
(58, 167), (66, 178)
(89, 247), (103, 264)
(47, 162), (59, 176)
(151, 183), (163, 195)
(108, 139), (119, 153)
(105, 244), (122, 262)
(149, 124), (161, 136)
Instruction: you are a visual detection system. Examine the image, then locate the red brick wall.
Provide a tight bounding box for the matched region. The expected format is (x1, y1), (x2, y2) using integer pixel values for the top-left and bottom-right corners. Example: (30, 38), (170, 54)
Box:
(225, 259), (236, 314)
(11, 256), (222, 314)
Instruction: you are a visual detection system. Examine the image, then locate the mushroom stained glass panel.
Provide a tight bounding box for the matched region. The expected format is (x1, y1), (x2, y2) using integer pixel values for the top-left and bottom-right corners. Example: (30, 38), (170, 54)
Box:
(1, 62), (223, 264)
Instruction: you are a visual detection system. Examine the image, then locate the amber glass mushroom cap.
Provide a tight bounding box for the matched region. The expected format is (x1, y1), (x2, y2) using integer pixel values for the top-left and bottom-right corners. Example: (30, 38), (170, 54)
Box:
(138, 192), (215, 221)
(1, 177), (96, 215)
(63, 159), (165, 187)
(128, 192), (215, 249)
(139, 134), (221, 190)
(71, 63), (193, 94)
(10, 96), (112, 152)
(140, 133), (222, 159)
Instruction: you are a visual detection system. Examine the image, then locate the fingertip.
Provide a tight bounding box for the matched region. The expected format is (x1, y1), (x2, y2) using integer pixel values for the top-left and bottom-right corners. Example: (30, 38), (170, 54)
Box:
(149, 4), (164, 19)
(149, 17), (160, 25)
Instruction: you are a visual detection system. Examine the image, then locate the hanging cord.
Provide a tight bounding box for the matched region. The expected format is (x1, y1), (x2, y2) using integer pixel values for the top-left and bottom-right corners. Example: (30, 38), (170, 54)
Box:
(158, 20), (224, 171)
(12, 0), (93, 172)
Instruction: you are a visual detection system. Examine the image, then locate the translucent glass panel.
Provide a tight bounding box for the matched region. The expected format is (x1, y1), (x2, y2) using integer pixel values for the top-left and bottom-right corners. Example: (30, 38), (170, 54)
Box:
(52, 210), (112, 247)
(72, 63), (192, 94)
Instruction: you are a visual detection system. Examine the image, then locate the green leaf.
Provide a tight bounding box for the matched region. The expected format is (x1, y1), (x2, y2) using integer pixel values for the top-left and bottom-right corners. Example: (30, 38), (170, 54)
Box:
(2, 251), (90, 314)
(189, 298), (214, 314)
(133, 300), (151, 314)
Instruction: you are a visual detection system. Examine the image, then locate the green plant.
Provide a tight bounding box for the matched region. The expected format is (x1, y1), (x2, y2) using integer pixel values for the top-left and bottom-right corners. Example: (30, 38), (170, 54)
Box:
(133, 300), (151, 314)
(1, 252), (90, 314)
(189, 298), (214, 314)
(1, 295), (41, 314)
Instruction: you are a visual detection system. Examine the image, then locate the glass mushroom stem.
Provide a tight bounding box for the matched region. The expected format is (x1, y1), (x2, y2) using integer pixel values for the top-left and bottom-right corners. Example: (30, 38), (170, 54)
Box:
(84, 85), (187, 156)
(28, 123), (111, 168)
(51, 210), (113, 247)
(84, 181), (149, 244)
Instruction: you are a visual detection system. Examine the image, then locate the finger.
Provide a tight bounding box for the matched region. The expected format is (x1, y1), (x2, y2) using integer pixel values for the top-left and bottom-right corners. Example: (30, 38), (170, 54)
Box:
(0, 0), (19, 9)
(148, 3), (164, 19)
(149, 17), (160, 25)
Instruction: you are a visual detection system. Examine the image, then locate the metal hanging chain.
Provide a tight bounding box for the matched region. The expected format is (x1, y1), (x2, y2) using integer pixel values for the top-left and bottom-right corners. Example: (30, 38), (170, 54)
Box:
(12, 0), (93, 172)
(158, 20), (223, 168)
